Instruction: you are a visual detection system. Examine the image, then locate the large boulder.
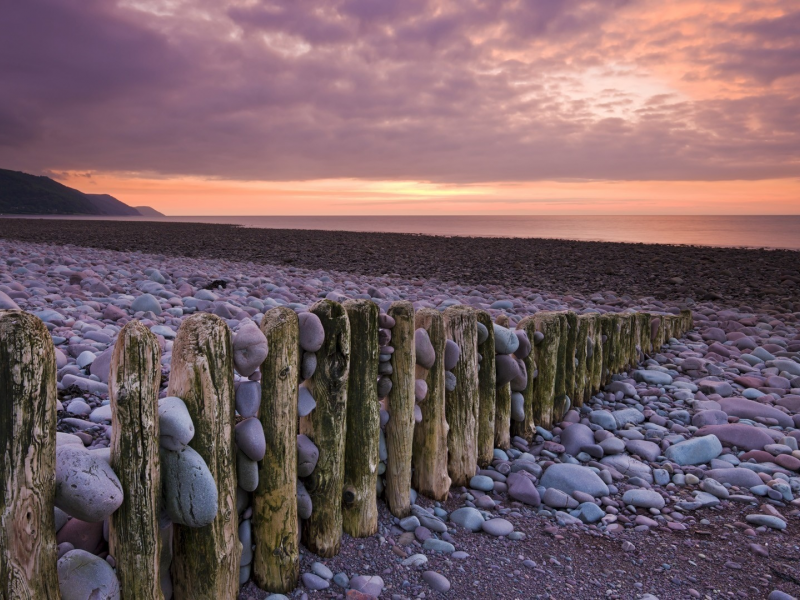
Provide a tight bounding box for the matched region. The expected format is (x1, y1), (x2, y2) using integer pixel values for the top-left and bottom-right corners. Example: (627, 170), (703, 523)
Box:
(664, 435), (722, 465)
(55, 445), (123, 523)
(506, 472), (540, 506)
(559, 423), (595, 456)
(539, 463), (609, 497)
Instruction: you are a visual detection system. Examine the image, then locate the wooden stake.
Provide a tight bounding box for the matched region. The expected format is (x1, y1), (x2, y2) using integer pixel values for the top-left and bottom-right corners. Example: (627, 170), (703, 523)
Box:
(342, 300), (380, 537)
(443, 306), (479, 487)
(475, 310), (496, 468)
(573, 314), (591, 408)
(168, 313), (240, 600)
(512, 316), (537, 441)
(109, 321), (163, 600)
(253, 307), (299, 593)
(300, 300), (350, 558)
(384, 301), (415, 518)
(531, 312), (561, 430)
(411, 308), (450, 501)
(0, 310), (59, 599)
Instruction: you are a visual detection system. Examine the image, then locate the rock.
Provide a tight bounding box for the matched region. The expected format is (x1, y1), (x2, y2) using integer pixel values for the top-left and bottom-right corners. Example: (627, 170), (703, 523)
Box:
(719, 398), (794, 429)
(158, 396), (195, 451)
(89, 348), (113, 383)
(297, 434), (319, 477)
(560, 423), (595, 456)
(415, 378), (428, 402)
(236, 381), (261, 418)
(600, 455), (653, 483)
(422, 571), (451, 593)
(298, 386), (316, 417)
(599, 437), (625, 455)
(768, 591), (797, 600)
(298, 312), (325, 352)
(576, 502), (605, 523)
(622, 489), (665, 509)
(469, 475), (494, 492)
(493, 324), (520, 355)
(540, 463), (609, 497)
(625, 440), (661, 462)
(589, 410), (617, 431)
(511, 392), (525, 422)
(444, 339), (461, 370)
(235, 417), (267, 461)
(664, 435), (722, 465)
(414, 328), (436, 369)
(697, 379), (734, 397)
(704, 468), (763, 488)
(302, 572), (330, 591)
(377, 376), (392, 398)
(76, 351), (96, 369)
(297, 481), (312, 519)
(56, 518), (104, 554)
(606, 381), (636, 397)
(161, 446), (218, 527)
(700, 478), (729, 498)
(422, 538), (455, 553)
(444, 371), (457, 391)
(507, 472), (540, 506)
(745, 514), (787, 530)
(349, 575), (385, 597)
(696, 424), (776, 451)
(476, 322), (489, 344)
(691, 410), (729, 427)
(772, 359), (800, 377)
(55, 444), (123, 523)
(237, 450), (259, 492)
(58, 549), (120, 600)
(633, 370), (672, 386)
(449, 507), (484, 532)
(513, 330), (531, 360)
(131, 293), (162, 315)
(301, 351), (317, 380)
(612, 408), (644, 428)
(0, 290), (20, 310)
(482, 518), (514, 536)
(233, 321), (269, 377)
(496, 354), (521, 386)
(542, 488), (577, 509)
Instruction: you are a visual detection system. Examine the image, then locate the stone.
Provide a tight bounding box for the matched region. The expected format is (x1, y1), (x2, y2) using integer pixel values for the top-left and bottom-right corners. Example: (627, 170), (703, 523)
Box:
(633, 370), (672, 386)
(514, 330), (531, 359)
(422, 538), (454, 553)
(612, 408), (644, 428)
(470, 475), (494, 492)
(298, 386), (316, 417)
(482, 518), (514, 536)
(476, 322), (489, 344)
(298, 312), (325, 352)
(302, 351), (317, 380)
(55, 444), (123, 523)
(297, 434), (319, 477)
(131, 293), (162, 315)
(560, 423), (595, 456)
(233, 321), (269, 377)
(493, 324), (519, 355)
(236, 381), (261, 418)
(719, 397), (794, 429)
(590, 410), (617, 431)
(599, 437), (625, 455)
(704, 468), (763, 488)
(158, 396), (195, 451)
(625, 440), (661, 462)
(422, 571), (451, 593)
(0, 290), (20, 310)
(302, 572), (330, 590)
(697, 379), (733, 397)
(507, 472), (540, 506)
(449, 507), (484, 532)
(540, 463), (609, 497)
(511, 392), (525, 422)
(696, 424), (776, 451)
(235, 417), (267, 461)
(622, 489), (665, 509)
(664, 435), (722, 465)
(161, 446), (218, 527)
(58, 549), (120, 600)
(445, 371), (457, 391)
(691, 410), (729, 427)
(349, 575), (385, 597)
(297, 481), (312, 519)
(745, 514), (786, 530)
(237, 450), (259, 492)
(414, 328), (436, 369)
(496, 354), (522, 386)
(600, 455), (653, 483)
(444, 339), (461, 370)
(415, 378), (428, 402)
(56, 518), (104, 554)
(576, 501), (605, 524)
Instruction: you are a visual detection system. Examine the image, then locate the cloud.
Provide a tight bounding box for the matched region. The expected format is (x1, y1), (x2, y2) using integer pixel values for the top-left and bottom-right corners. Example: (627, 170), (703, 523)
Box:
(0, 0), (797, 185)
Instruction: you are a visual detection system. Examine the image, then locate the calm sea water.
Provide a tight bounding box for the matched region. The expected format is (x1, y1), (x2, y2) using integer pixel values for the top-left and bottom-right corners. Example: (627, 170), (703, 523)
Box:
(9, 215), (800, 250)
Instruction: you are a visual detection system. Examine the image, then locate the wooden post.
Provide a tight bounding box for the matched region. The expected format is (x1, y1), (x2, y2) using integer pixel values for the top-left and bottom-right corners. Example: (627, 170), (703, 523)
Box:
(620, 313), (635, 369)
(494, 383), (512, 450)
(651, 315), (665, 351)
(599, 314), (614, 385)
(300, 300), (350, 558)
(109, 321), (163, 600)
(168, 313), (240, 600)
(411, 308), (450, 501)
(253, 307), (299, 593)
(342, 300), (380, 537)
(552, 313), (569, 420)
(562, 311), (578, 406)
(0, 310), (60, 599)
(573, 314), (590, 408)
(531, 312), (561, 430)
(444, 306), (479, 487)
(512, 316), (537, 441)
(475, 311), (496, 468)
(587, 314), (603, 397)
(385, 301), (415, 518)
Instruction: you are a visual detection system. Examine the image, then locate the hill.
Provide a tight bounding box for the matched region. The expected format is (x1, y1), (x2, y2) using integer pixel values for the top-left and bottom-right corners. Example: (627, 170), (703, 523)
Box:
(133, 205), (165, 217)
(0, 168), (152, 216)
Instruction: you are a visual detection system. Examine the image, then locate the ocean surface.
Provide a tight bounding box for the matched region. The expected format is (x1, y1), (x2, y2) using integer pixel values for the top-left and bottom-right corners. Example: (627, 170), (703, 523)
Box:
(9, 215), (800, 250)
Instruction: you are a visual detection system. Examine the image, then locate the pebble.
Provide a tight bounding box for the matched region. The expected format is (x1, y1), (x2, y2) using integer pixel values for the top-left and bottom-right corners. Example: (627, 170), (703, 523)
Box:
(161, 446), (218, 526)
(55, 444), (123, 522)
(58, 549), (121, 600)
(422, 571), (451, 593)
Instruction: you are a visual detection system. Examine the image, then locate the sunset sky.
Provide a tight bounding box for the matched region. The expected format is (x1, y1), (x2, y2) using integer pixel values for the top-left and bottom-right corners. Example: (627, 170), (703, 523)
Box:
(2, 0), (799, 215)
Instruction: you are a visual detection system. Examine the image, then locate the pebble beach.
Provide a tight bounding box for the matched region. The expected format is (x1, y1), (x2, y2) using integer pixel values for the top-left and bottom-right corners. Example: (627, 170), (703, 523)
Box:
(2, 220), (800, 600)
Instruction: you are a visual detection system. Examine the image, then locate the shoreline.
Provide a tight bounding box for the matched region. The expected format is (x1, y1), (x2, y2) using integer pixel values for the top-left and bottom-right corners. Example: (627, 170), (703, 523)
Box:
(1, 218), (798, 311)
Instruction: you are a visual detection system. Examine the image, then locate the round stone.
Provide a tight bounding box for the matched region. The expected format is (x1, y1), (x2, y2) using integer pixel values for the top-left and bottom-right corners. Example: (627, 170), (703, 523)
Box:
(469, 475), (494, 492)
(297, 434), (319, 477)
(161, 446), (218, 526)
(482, 518), (514, 536)
(493, 324), (519, 355)
(55, 445), (123, 523)
(422, 571), (451, 593)
(298, 312), (325, 352)
(233, 321), (269, 377)
(58, 550), (120, 600)
(235, 417), (266, 461)
(415, 328), (436, 369)
(444, 339), (461, 370)
(158, 396), (195, 451)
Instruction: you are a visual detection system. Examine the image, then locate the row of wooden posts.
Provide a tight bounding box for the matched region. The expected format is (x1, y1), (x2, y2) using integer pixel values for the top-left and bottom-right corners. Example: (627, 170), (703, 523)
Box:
(0, 303), (692, 599)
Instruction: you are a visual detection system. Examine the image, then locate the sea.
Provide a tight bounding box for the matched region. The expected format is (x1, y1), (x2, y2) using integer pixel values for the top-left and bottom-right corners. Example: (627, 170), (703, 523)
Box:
(8, 215), (800, 250)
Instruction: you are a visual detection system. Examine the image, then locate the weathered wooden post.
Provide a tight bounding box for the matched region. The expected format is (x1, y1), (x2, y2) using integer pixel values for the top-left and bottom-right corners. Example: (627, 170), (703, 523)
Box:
(587, 314), (604, 396)
(253, 307), (299, 593)
(168, 313), (240, 599)
(475, 310), (496, 468)
(385, 301), (415, 517)
(552, 313), (569, 420)
(573, 314), (590, 408)
(0, 310), (60, 599)
(562, 311), (578, 406)
(531, 312), (561, 430)
(342, 300), (380, 537)
(300, 300), (350, 558)
(650, 315), (664, 351)
(444, 305), (479, 487)
(599, 314), (614, 385)
(681, 309), (694, 335)
(109, 321), (163, 600)
(494, 383), (512, 450)
(512, 316), (537, 441)
(411, 308), (450, 501)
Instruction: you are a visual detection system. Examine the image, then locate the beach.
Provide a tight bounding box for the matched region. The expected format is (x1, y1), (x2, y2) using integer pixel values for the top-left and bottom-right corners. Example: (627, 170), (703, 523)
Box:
(2, 224), (800, 599)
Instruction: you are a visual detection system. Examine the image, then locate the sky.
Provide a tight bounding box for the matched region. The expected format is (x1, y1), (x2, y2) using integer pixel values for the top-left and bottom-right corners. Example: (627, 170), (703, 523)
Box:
(1, 0), (799, 215)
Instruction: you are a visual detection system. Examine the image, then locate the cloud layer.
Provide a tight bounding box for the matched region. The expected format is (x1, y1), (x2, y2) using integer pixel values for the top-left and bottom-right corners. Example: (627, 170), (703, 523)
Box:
(1, 0), (798, 185)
